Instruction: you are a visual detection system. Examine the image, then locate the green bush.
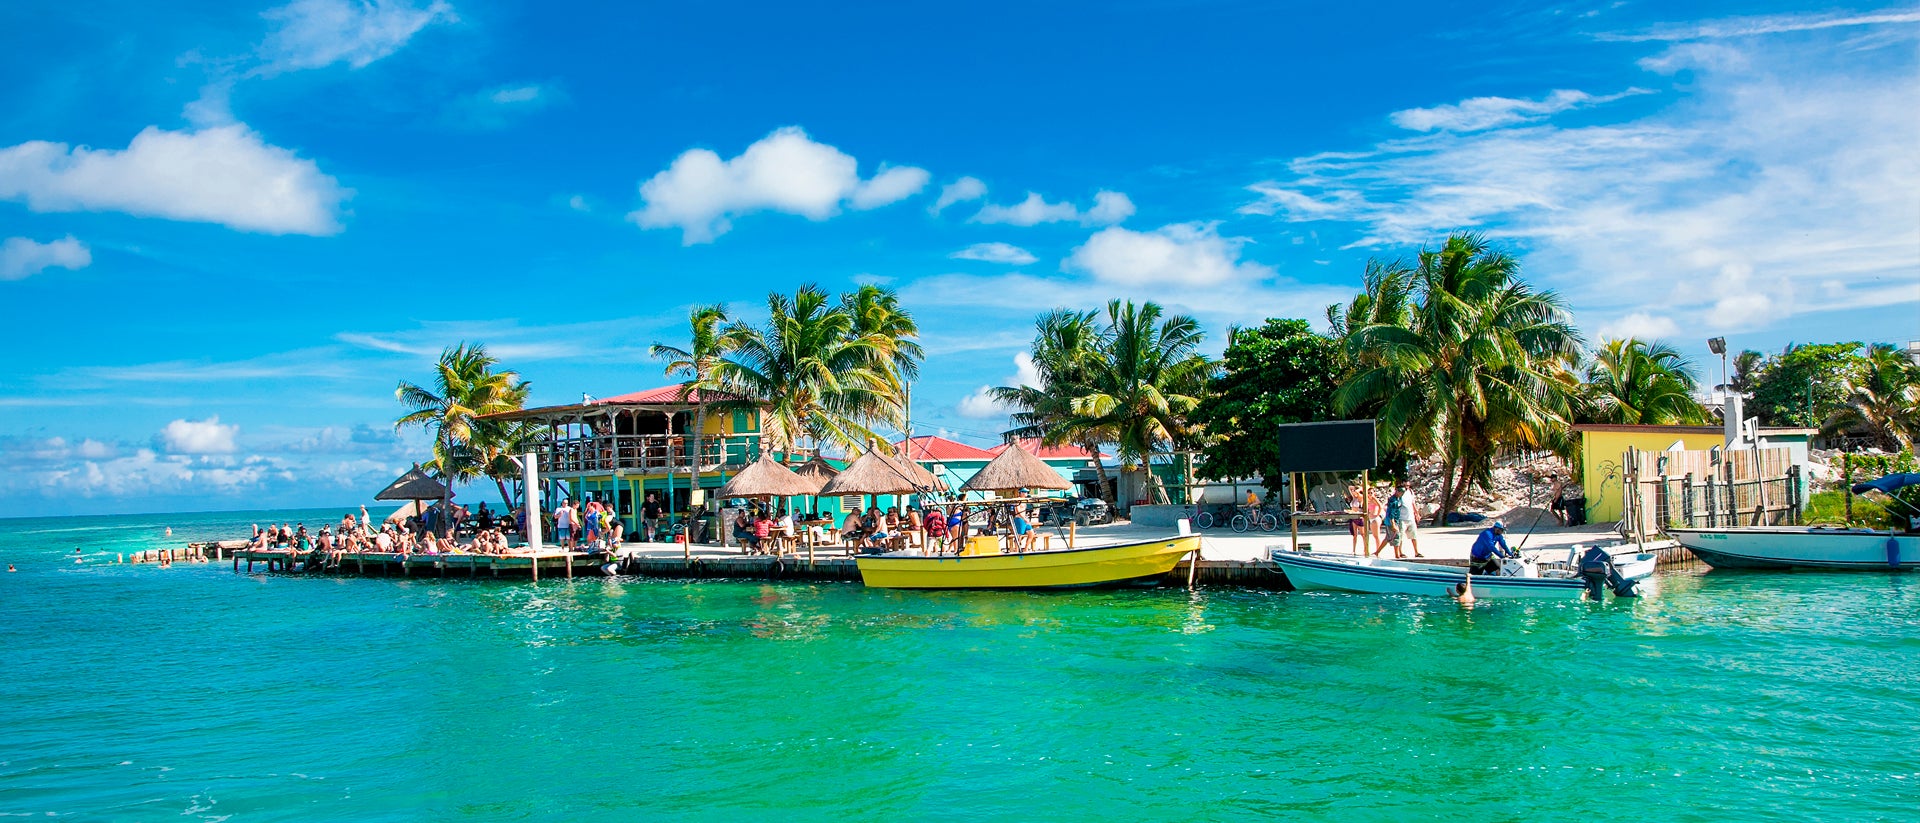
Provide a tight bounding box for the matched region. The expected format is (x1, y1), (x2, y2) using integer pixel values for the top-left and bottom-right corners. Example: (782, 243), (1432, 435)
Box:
(1804, 490), (1890, 527)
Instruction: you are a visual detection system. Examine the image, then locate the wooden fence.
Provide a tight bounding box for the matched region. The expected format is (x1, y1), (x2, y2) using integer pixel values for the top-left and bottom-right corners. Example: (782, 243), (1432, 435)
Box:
(1621, 445), (1800, 540)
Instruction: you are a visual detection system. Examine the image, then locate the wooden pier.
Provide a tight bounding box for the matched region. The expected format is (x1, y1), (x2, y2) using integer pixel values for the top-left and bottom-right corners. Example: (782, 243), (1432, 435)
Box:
(231, 549), (603, 581)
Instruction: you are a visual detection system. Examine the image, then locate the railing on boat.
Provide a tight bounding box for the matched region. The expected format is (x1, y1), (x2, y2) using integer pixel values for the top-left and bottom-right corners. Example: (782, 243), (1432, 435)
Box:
(532, 433), (767, 475)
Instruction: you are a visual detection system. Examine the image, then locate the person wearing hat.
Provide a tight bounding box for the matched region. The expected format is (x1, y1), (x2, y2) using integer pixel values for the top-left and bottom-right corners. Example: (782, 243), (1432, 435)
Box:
(1469, 521), (1515, 574)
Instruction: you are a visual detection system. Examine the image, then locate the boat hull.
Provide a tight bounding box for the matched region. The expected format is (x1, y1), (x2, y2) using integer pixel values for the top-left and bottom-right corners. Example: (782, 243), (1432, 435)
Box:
(855, 535), (1199, 589)
(1269, 551), (1589, 599)
(1669, 528), (1920, 570)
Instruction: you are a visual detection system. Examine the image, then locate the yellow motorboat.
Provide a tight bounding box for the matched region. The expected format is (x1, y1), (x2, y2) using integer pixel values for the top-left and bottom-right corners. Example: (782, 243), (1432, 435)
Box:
(854, 535), (1200, 589)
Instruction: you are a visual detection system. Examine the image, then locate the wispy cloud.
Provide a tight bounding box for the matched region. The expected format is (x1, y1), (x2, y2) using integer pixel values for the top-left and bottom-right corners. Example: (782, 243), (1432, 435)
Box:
(1236, 19), (1920, 335)
(951, 242), (1038, 265)
(1597, 9), (1920, 42)
(257, 0), (457, 74)
(1388, 88), (1651, 132)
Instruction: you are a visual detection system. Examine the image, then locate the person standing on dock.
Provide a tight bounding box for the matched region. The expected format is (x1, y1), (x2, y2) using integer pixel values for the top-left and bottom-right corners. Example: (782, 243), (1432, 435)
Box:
(554, 499), (577, 548)
(642, 493), (663, 542)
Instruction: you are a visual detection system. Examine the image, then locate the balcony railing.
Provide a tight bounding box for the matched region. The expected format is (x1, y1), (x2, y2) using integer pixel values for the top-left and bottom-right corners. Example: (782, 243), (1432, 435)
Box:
(534, 433), (767, 476)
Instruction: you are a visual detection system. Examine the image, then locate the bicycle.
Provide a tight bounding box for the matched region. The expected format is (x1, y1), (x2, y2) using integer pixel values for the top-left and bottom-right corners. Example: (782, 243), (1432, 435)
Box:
(1229, 504), (1282, 533)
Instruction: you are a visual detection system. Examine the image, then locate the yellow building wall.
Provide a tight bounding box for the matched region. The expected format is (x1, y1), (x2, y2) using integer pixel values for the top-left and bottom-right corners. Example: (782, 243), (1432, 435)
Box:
(1579, 430), (1726, 524)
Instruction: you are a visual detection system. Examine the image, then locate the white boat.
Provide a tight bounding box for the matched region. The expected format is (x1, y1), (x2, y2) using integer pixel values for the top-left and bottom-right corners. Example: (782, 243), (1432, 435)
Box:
(1668, 527), (1919, 570)
(1268, 548), (1643, 600)
(1533, 543), (1657, 581)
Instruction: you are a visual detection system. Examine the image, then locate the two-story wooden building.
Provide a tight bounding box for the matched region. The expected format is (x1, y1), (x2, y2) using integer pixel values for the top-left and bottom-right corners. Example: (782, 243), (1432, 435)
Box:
(483, 386), (773, 534)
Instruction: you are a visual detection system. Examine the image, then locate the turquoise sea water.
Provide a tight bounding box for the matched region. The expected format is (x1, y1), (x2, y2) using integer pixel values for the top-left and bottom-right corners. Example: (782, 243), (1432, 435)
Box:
(3, 509), (1918, 822)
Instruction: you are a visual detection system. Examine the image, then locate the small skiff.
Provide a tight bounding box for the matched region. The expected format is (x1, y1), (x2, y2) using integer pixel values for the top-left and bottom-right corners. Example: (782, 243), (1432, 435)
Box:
(855, 535), (1199, 589)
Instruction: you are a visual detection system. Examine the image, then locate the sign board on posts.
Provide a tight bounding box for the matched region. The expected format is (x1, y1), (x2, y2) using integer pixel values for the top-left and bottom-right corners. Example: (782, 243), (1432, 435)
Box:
(1274, 420), (1378, 473)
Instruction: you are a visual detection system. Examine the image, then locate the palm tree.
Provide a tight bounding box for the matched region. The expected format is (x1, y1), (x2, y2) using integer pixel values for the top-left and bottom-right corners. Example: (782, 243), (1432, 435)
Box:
(1581, 338), (1709, 426)
(1822, 343), (1920, 451)
(651, 304), (746, 496)
(842, 284), (924, 390)
(1051, 300), (1211, 505)
(713, 285), (907, 454)
(1333, 233), (1582, 524)
(395, 343), (531, 518)
(991, 308), (1116, 499)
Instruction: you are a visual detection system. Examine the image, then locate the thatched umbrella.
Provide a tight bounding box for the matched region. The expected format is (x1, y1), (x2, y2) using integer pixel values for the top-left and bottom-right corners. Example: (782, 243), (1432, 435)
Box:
(793, 456), (840, 485)
(819, 448), (925, 497)
(718, 454), (824, 499)
(376, 464), (451, 532)
(963, 442), (1072, 493)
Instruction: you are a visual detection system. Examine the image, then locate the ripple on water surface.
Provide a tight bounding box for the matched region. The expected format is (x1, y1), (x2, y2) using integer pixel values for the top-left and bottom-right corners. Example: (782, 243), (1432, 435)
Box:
(3, 512), (1919, 821)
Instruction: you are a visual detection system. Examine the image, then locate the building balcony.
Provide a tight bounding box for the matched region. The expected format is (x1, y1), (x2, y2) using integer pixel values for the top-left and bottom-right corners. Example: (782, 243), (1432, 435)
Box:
(532, 433), (767, 477)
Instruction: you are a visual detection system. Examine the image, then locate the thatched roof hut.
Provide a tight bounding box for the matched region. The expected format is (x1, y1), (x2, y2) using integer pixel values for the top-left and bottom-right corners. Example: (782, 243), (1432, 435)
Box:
(819, 449), (926, 497)
(793, 456), (840, 484)
(375, 465), (449, 501)
(962, 442), (1072, 492)
(719, 454), (825, 499)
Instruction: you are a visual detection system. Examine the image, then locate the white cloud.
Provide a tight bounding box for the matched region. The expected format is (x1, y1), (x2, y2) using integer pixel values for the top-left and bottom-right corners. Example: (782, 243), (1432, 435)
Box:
(971, 190), (1134, 226)
(951, 242), (1038, 265)
(1084, 190), (1136, 225)
(1235, 25), (1920, 332)
(972, 192), (1079, 226)
(0, 235), (90, 281)
(930, 176), (986, 214)
(566, 194), (589, 212)
(852, 165), (932, 209)
(161, 417), (240, 455)
(1064, 222), (1274, 287)
(628, 126), (930, 243)
(1594, 312), (1682, 342)
(1389, 88), (1650, 132)
(0, 125), (348, 235)
(491, 84), (543, 105)
(258, 0), (456, 73)
(955, 352), (1043, 419)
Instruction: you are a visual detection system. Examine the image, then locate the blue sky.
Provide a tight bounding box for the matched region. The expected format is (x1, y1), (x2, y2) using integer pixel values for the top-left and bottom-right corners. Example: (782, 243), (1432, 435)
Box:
(2, 0), (1917, 516)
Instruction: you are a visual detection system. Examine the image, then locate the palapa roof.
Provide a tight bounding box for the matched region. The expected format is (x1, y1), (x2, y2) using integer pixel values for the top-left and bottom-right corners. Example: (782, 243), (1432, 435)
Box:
(375, 465), (450, 501)
(793, 456), (840, 482)
(819, 448), (931, 496)
(718, 454), (825, 499)
(962, 442), (1073, 492)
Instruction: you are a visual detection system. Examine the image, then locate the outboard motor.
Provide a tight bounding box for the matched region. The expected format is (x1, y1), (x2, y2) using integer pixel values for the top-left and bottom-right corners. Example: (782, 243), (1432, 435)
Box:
(1578, 546), (1638, 600)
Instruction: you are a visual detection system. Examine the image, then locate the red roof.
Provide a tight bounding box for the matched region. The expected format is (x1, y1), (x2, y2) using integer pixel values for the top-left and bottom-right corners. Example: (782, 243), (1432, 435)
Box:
(895, 435), (996, 461)
(990, 438), (1109, 461)
(589, 386), (739, 405)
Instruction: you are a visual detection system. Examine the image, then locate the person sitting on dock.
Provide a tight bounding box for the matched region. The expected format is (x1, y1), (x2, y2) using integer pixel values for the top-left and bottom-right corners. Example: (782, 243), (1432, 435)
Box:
(1469, 521), (1515, 575)
(750, 511), (773, 554)
(840, 510), (865, 547)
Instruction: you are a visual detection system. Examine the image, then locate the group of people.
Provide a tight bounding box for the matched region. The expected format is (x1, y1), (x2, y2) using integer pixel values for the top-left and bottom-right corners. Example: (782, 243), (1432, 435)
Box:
(731, 502), (1040, 556)
(1345, 481), (1424, 559)
(247, 505), (531, 570)
(549, 498), (626, 550)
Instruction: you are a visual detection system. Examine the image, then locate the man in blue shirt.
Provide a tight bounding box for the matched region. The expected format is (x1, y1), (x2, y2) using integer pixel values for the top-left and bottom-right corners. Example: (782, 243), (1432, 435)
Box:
(1469, 521), (1513, 574)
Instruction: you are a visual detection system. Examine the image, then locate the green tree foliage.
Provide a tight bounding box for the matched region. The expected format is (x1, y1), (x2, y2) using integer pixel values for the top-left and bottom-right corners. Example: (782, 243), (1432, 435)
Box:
(1331, 233), (1582, 524)
(1189, 319), (1342, 493)
(1746, 342), (1867, 427)
(990, 309), (1114, 497)
(1820, 344), (1920, 451)
(992, 300), (1209, 504)
(651, 303), (748, 494)
(394, 343), (532, 509)
(713, 284), (920, 454)
(1580, 338), (1709, 426)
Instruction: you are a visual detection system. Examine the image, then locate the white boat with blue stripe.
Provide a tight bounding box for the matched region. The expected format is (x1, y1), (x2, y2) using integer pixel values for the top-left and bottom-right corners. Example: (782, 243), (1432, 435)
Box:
(1268, 548), (1646, 600)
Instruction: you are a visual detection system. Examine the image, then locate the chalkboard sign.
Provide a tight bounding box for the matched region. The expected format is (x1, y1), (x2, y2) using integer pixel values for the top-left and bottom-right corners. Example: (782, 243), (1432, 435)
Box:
(1274, 420), (1378, 473)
